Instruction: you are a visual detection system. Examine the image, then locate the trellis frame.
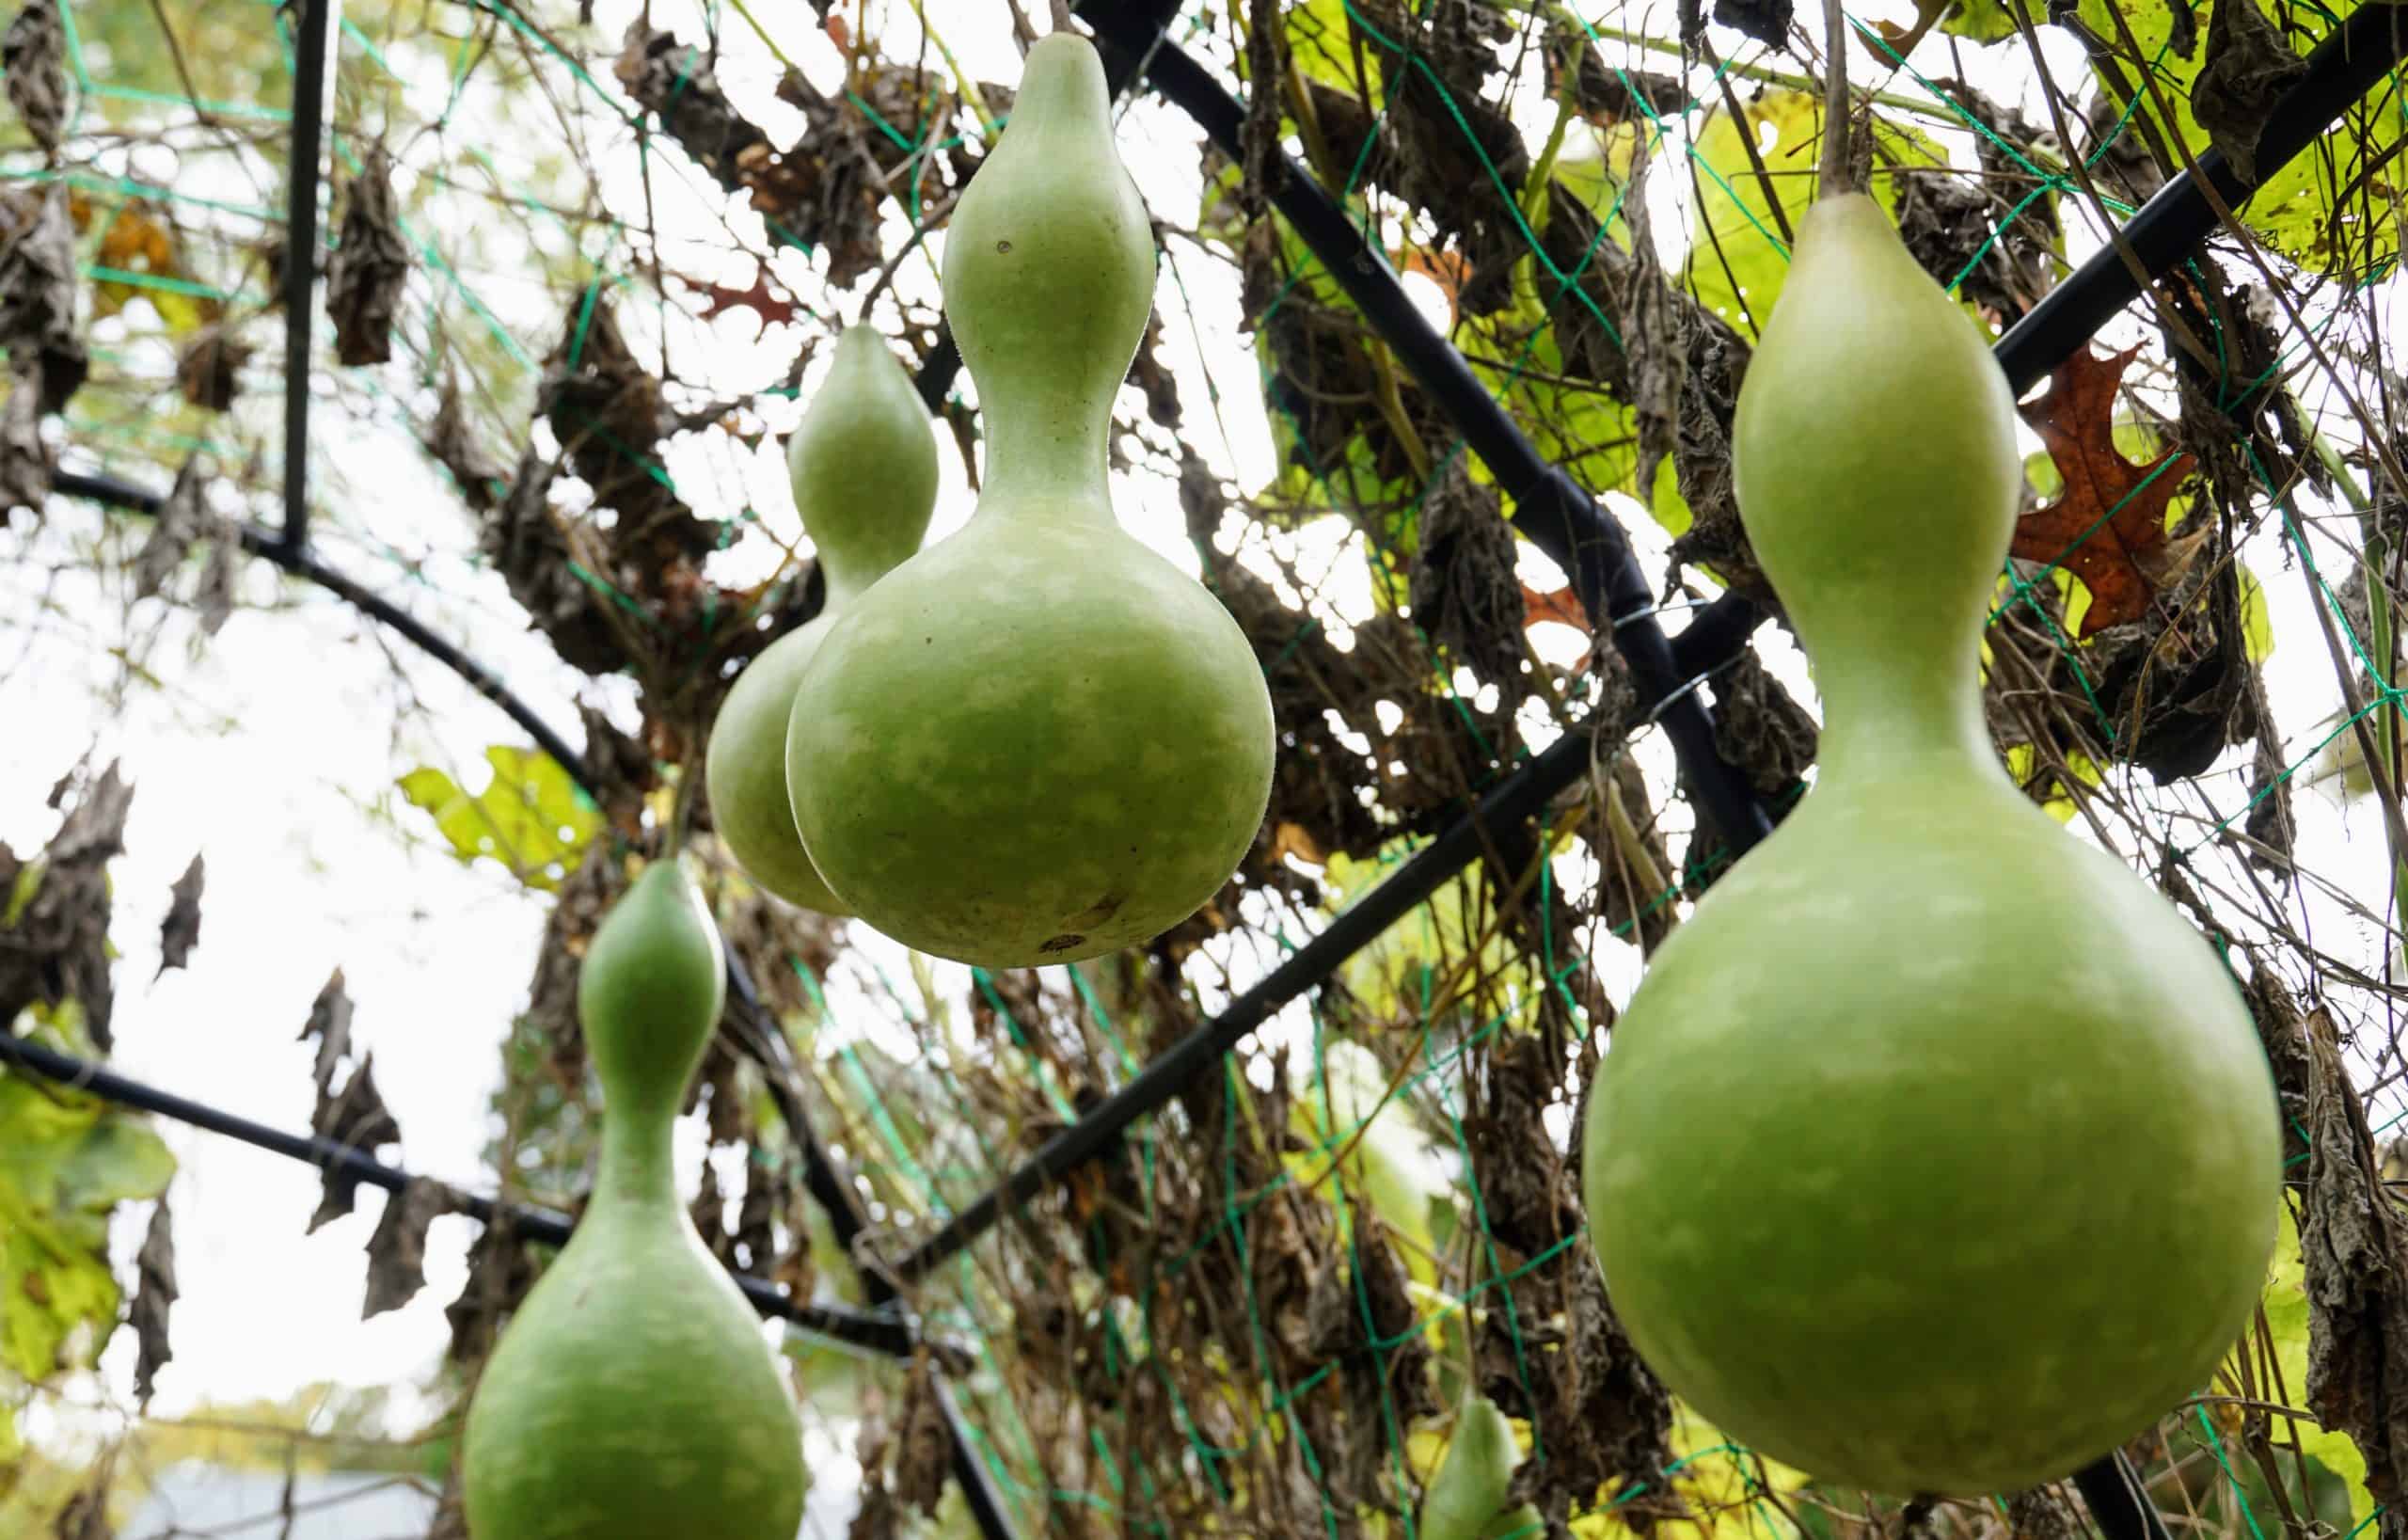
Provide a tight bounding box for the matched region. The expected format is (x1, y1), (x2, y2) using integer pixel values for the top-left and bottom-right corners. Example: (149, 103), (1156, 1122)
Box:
(20, 1), (2408, 1536)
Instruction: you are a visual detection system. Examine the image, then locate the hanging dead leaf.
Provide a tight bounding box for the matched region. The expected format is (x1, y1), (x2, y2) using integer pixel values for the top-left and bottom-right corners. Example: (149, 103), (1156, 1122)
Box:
(156, 853), (203, 976)
(325, 150), (413, 366)
(0, 373), (49, 522)
(363, 1177), (456, 1319)
(131, 1197), (177, 1405)
(193, 520), (238, 637)
(445, 1215), (539, 1365)
(423, 373), (506, 512)
(0, 183), (87, 409)
(300, 966), (356, 1095)
(2010, 345), (2199, 637)
(4, 1), (69, 153)
(176, 325), (249, 412)
(133, 457), (206, 600)
(308, 1053), (402, 1230)
(2190, 0), (2307, 183)
(0, 759), (132, 1048)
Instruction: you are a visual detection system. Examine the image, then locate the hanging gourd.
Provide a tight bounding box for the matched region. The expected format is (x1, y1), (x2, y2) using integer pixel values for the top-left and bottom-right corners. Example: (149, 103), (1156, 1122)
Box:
(1418, 1390), (1520, 1540)
(462, 859), (805, 1540)
(784, 32), (1275, 969)
(1578, 163), (2282, 1490)
(706, 325), (940, 913)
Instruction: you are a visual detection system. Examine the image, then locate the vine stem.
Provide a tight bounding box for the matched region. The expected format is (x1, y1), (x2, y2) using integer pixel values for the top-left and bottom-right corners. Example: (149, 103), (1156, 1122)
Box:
(1819, 0), (1850, 197)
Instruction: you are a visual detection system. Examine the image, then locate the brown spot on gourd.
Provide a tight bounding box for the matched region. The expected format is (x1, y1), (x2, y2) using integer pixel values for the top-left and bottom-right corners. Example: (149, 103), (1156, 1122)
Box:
(1064, 892), (1126, 929)
(1040, 932), (1085, 953)
(995, 239), (1012, 254)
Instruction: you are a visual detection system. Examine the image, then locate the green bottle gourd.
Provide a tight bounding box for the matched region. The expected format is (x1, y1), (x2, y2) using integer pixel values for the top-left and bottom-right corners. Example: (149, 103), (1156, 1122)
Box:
(1418, 1390), (1519, 1540)
(461, 860), (804, 1540)
(705, 325), (940, 913)
(784, 33), (1275, 968)
(1578, 195), (2282, 1496)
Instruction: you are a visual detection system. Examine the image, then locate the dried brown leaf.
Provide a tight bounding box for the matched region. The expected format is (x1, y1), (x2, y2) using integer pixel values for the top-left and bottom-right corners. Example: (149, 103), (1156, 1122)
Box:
(2190, 0), (2307, 183)
(0, 370), (49, 522)
(156, 852), (203, 976)
(0, 184), (87, 410)
(0, 759), (132, 1048)
(364, 1177), (456, 1319)
(3, 1), (69, 152)
(132, 1197), (177, 1406)
(325, 150), (412, 366)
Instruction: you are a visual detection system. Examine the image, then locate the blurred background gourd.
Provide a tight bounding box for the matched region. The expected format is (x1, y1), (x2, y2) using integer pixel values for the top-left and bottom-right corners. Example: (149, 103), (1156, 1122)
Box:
(783, 30), (1275, 969)
(460, 859), (805, 1539)
(705, 325), (939, 913)
(1579, 190), (2283, 1495)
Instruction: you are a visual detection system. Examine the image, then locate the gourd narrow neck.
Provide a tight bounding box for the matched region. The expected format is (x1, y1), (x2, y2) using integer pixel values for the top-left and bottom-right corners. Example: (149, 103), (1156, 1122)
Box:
(820, 564), (874, 609)
(593, 1111), (680, 1211)
(974, 404), (1115, 524)
(1806, 627), (2005, 790)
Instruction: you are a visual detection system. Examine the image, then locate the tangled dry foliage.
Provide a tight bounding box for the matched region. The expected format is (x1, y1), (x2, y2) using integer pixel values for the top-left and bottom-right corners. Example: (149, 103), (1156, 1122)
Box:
(6, 0), (2408, 1536)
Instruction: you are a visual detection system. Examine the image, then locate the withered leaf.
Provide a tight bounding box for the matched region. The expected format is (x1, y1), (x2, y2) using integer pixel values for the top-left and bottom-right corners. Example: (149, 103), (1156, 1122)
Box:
(299, 966), (355, 1097)
(156, 852), (203, 976)
(1612, 134), (1682, 510)
(2011, 345), (2198, 637)
(0, 183), (87, 410)
(3, 2), (67, 153)
(445, 1216), (538, 1366)
(2190, 0), (2307, 183)
(132, 1197), (177, 1406)
(193, 520), (238, 637)
(363, 1177), (456, 1319)
(325, 150), (413, 366)
(891, 1355), (952, 1517)
(0, 371), (49, 523)
(687, 262), (798, 339)
(0, 759), (131, 1048)
(176, 326), (248, 413)
(2248, 967), (2408, 1506)
(309, 1050), (402, 1232)
(133, 457), (205, 600)
(1410, 458), (1524, 688)
(424, 373), (505, 513)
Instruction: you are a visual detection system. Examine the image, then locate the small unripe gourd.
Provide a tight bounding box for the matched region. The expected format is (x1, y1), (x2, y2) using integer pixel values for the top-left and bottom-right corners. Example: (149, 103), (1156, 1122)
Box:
(462, 861), (804, 1540)
(784, 33), (1275, 968)
(1580, 195), (2281, 1496)
(706, 325), (940, 913)
(1418, 1391), (1518, 1540)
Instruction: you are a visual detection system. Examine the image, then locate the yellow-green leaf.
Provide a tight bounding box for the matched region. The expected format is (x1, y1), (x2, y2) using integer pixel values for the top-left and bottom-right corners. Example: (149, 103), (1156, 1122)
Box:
(397, 746), (601, 892)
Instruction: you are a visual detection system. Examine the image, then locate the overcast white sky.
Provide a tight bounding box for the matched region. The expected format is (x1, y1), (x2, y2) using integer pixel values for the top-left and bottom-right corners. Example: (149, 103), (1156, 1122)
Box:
(7, 0), (2406, 1515)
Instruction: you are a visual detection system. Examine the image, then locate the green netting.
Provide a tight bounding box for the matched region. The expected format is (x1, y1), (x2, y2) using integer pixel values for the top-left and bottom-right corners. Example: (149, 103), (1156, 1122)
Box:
(14, 0), (2408, 1536)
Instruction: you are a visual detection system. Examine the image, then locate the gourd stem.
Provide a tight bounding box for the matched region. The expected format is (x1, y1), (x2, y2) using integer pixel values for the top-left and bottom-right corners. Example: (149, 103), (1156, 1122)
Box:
(1818, 0), (1850, 197)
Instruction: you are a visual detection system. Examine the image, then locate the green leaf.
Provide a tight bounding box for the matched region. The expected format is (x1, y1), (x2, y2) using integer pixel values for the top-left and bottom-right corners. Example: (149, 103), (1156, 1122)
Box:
(1291, 1038), (1453, 1272)
(1939, 0), (2026, 43)
(396, 745), (602, 892)
(0, 1065), (176, 1380)
(2257, 1204), (2377, 1523)
(1684, 93), (1953, 330)
(2068, 0), (2387, 273)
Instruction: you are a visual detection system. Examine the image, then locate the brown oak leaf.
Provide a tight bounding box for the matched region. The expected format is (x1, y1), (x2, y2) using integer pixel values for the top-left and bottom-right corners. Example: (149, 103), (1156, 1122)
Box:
(2010, 344), (2197, 637)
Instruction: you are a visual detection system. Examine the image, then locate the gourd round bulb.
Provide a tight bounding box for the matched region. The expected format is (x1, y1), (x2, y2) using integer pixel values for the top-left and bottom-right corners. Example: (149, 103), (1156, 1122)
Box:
(1580, 194), (2281, 1496)
(461, 860), (804, 1540)
(784, 33), (1275, 967)
(705, 325), (940, 913)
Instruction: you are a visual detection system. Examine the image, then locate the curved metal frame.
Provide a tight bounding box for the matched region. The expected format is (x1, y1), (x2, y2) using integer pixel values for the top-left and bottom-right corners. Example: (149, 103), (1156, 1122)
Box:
(27, 2), (2408, 1535)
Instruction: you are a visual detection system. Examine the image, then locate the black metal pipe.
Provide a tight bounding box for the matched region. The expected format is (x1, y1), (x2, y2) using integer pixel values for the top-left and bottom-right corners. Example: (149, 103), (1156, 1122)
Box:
(1080, 9), (1776, 860)
(53, 462), (1028, 1536)
(1993, 0), (2408, 394)
(0, 1029), (942, 1360)
(894, 716), (1601, 1283)
(2077, 1450), (2176, 1540)
(55, 468), (597, 792)
(279, 0), (338, 554)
